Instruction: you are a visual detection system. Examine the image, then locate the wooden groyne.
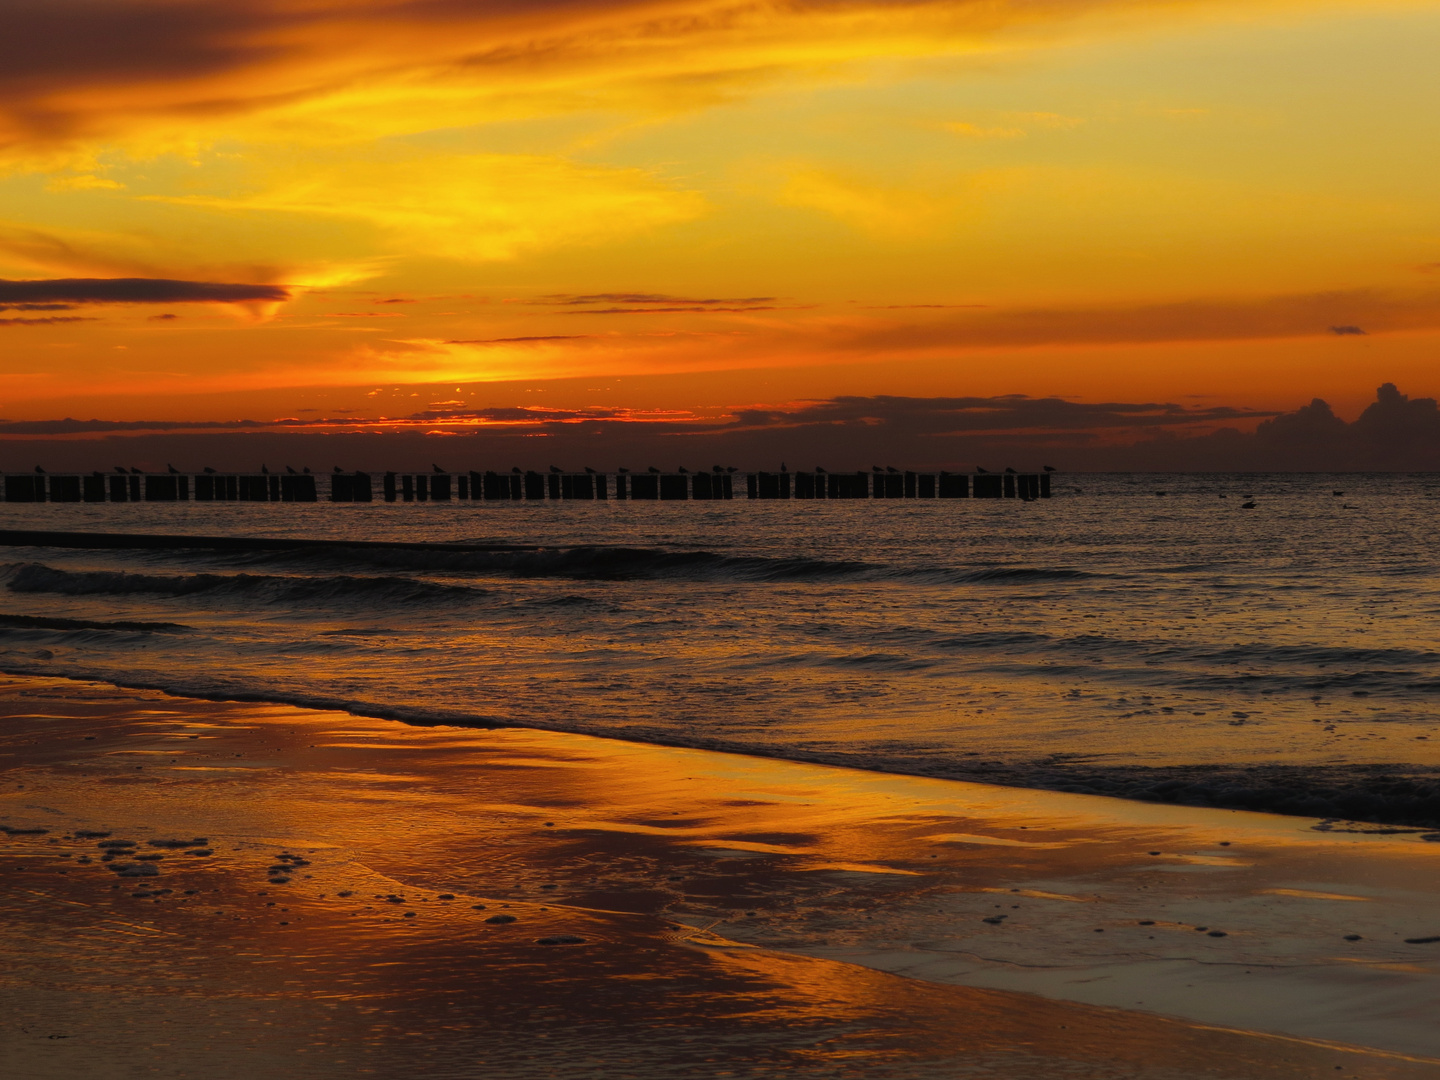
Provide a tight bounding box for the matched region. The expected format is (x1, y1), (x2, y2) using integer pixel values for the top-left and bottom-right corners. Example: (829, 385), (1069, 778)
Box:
(2, 469), (1051, 504)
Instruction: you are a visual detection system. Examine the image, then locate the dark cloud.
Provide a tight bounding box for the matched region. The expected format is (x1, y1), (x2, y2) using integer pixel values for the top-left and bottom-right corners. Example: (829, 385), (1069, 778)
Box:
(444, 335), (594, 345)
(0, 316), (94, 327)
(535, 294), (779, 306)
(0, 278), (289, 305)
(4, 385), (1436, 473)
(148, 313), (179, 321)
(0, 417), (312, 435)
(0, 303), (75, 311)
(728, 395), (1269, 435)
(561, 306), (782, 315)
(1329, 325), (1365, 335)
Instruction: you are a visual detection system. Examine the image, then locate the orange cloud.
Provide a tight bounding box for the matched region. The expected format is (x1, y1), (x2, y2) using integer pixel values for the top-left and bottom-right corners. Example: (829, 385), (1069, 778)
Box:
(842, 289), (1440, 352)
(0, 0), (1337, 158)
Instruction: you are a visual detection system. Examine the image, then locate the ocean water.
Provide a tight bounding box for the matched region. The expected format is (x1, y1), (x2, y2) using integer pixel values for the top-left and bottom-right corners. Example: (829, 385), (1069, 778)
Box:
(2, 472), (1438, 826)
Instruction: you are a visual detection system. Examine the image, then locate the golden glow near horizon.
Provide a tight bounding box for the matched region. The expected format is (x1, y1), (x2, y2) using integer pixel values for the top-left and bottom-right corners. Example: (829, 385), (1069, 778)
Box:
(1, 0), (1438, 420)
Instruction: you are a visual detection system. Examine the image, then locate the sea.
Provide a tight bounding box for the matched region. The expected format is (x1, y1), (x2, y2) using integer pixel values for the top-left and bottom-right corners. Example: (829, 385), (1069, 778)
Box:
(2, 472), (1438, 827)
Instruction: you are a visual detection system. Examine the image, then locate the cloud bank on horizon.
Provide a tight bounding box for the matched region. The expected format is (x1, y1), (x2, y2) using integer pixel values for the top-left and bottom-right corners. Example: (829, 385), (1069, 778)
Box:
(0, 0), (1437, 419)
(3, 384), (1436, 474)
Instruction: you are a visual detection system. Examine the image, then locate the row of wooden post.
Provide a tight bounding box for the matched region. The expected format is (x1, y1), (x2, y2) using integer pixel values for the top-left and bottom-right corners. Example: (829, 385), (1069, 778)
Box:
(2, 470), (1050, 503)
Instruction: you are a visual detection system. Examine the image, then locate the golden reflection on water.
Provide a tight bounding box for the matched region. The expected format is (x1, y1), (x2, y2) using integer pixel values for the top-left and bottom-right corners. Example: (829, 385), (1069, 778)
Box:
(3, 678), (1440, 1077)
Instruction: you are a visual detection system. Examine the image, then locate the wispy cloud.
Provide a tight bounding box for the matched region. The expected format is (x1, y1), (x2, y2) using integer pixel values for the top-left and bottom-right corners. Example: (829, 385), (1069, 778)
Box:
(847, 289), (1440, 350)
(0, 316), (95, 327)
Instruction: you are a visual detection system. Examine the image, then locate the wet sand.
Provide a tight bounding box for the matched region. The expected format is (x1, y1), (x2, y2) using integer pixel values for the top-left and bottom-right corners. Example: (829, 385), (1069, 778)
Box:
(2, 675), (1438, 1079)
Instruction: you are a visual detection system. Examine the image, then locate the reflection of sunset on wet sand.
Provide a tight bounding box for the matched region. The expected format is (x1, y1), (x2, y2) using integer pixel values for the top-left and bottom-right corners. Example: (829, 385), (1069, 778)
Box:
(3, 677), (1438, 1077)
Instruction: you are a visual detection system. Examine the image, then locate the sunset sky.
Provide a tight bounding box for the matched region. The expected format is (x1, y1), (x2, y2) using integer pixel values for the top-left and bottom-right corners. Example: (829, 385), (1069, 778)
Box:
(3, 0), (1439, 447)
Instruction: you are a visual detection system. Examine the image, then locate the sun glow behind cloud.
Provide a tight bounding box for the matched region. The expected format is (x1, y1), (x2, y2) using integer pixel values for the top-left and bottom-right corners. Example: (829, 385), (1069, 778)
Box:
(0, 0), (1437, 420)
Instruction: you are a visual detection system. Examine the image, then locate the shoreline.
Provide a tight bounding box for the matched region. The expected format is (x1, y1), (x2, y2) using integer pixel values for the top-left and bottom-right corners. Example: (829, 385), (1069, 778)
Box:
(3, 674), (1440, 1076)
(6, 664), (1440, 833)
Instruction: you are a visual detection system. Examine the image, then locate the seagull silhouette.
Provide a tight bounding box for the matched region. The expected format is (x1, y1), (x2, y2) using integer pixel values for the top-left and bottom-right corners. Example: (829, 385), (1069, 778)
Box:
(203, 467), (217, 474)
(647, 466), (660, 474)
(33, 465), (45, 474)
(678, 466), (689, 473)
(1043, 465), (1056, 472)
(549, 465), (562, 474)
(975, 467), (989, 474)
(286, 466), (297, 475)
(167, 464), (180, 474)
(433, 464), (447, 474)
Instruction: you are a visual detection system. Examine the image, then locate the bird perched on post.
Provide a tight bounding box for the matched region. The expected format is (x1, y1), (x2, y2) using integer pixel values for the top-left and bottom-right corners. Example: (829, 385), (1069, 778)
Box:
(433, 464), (446, 474)
(713, 465), (723, 473)
(678, 466), (689, 474)
(815, 466), (826, 473)
(261, 465), (270, 475)
(303, 467), (311, 474)
(647, 466), (660, 474)
(1043, 465), (1056, 472)
(1004, 467), (1016, 474)
(286, 466), (297, 475)
(549, 465), (561, 474)
(886, 466), (898, 474)
(584, 467), (596, 474)
(114, 466), (127, 474)
(333, 466), (344, 474)
(975, 467), (989, 474)
(33, 465), (45, 474)
(203, 467), (217, 474)
(511, 467), (522, 474)
(130, 467), (143, 475)
(780, 462), (787, 473)
(618, 467), (630, 474)
(872, 465), (883, 473)
(167, 464), (180, 474)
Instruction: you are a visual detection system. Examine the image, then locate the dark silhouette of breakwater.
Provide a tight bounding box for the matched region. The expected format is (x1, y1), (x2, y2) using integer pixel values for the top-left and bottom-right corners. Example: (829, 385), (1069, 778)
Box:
(2, 468), (1051, 504)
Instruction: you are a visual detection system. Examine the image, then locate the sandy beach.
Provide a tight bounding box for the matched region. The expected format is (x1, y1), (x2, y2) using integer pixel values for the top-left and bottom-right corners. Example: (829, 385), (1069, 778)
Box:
(2, 674), (1438, 1078)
